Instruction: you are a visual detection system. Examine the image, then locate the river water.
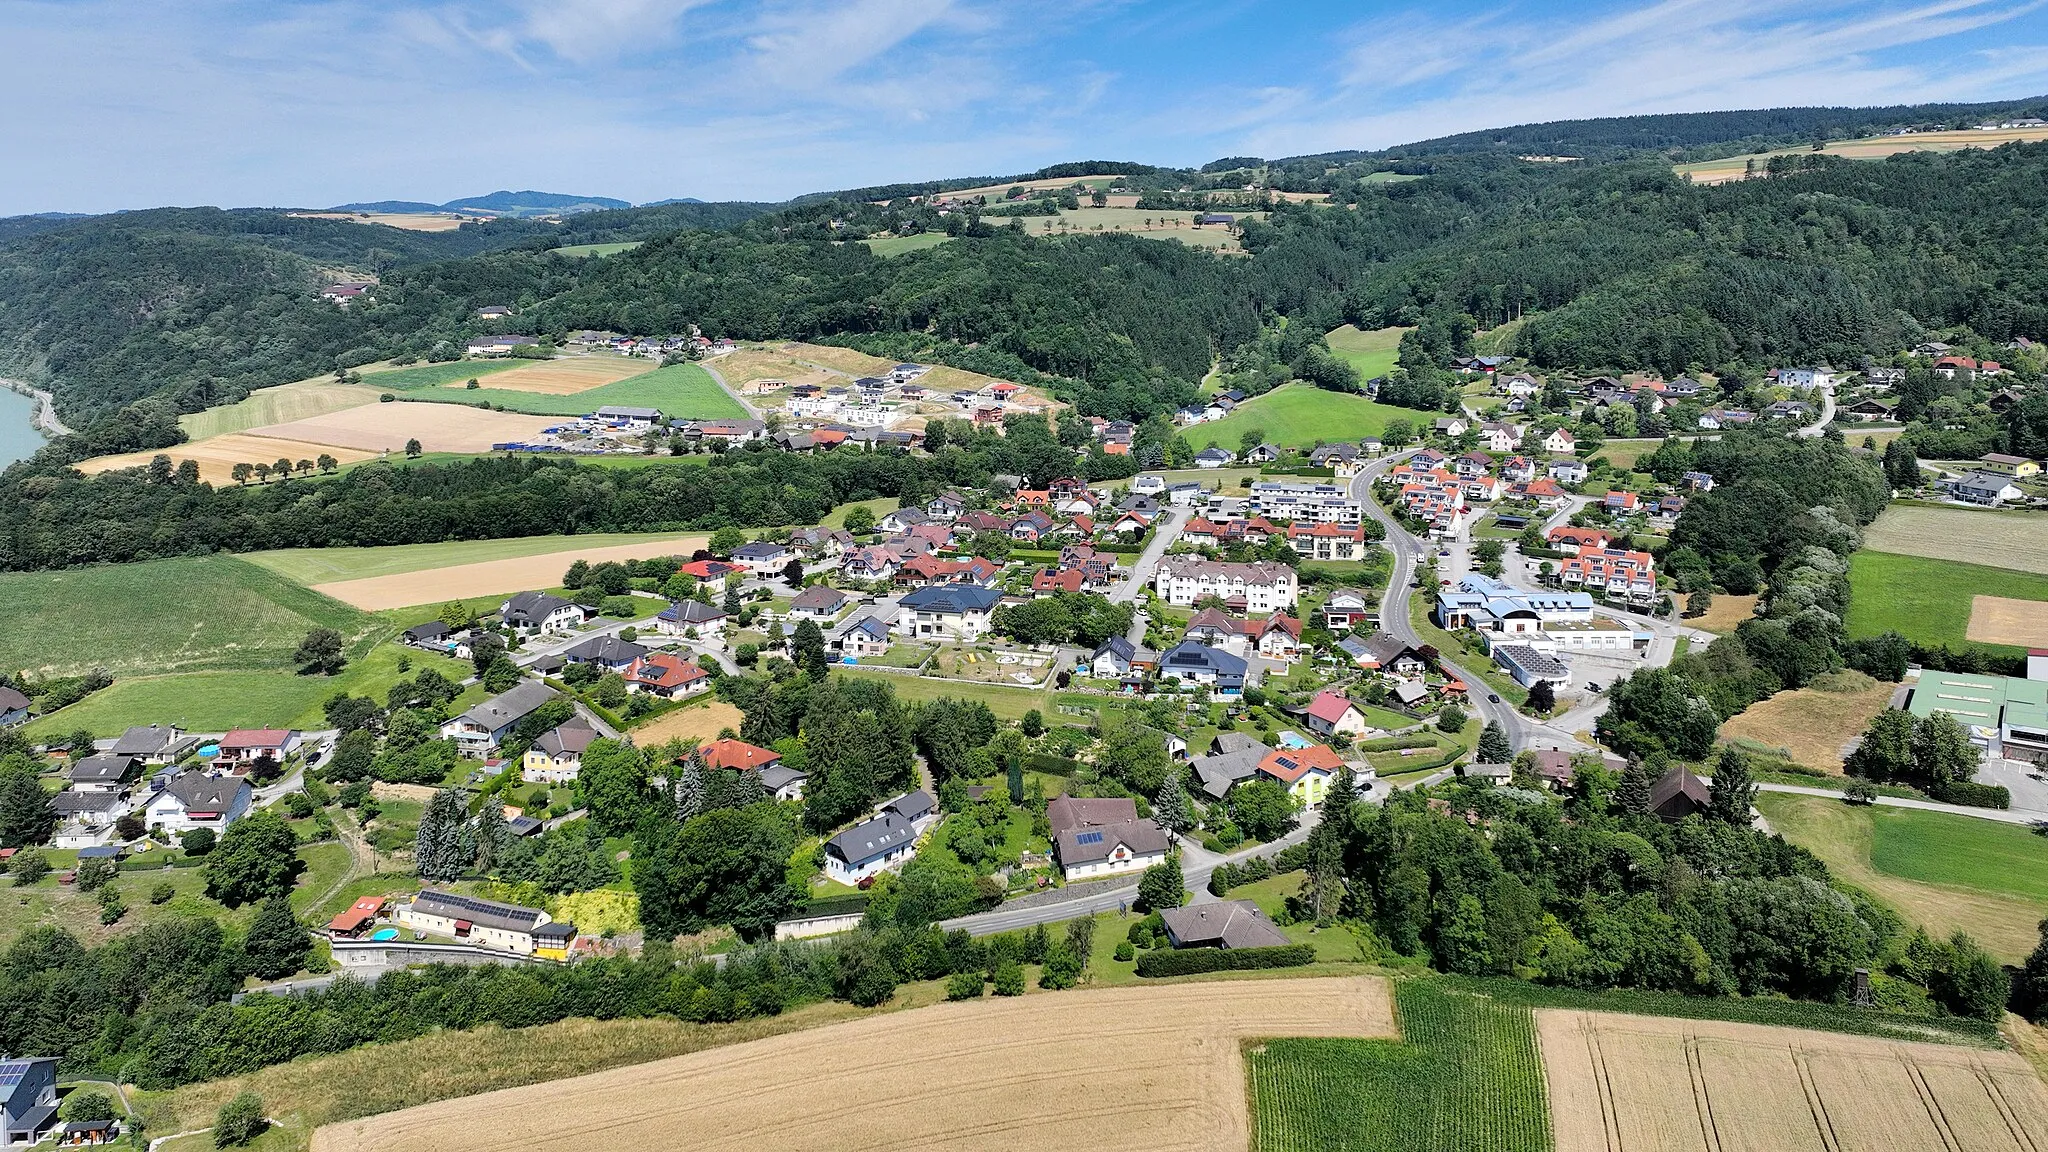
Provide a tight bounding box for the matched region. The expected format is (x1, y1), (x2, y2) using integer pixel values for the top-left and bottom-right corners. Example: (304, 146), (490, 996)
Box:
(0, 388), (47, 467)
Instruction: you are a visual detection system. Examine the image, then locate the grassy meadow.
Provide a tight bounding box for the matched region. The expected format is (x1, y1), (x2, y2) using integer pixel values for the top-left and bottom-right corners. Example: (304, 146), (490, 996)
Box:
(1197, 384), (1421, 449)
(552, 241), (642, 258)
(1323, 325), (1407, 380)
(179, 379), (385, 439)
(401, 361), (744, 419)
(861, 233), (955, 257)
(359, 360), (522, 391)
(244, 528), (711, 585)
(1717, 670), (1895, 772)
(1845, 550), (2048, 655)
(1756, 792), (2048, 961)
(0, 556), (377, 679)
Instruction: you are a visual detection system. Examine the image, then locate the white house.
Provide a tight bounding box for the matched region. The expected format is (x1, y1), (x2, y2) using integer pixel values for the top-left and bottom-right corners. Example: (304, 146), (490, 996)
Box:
(1047, 796), (1170, 881)
(146, 772), (252, 835)
(1543, 428), (1576, 454)
(501, 591), (583, 635)
(1949, 471), (2026, 507)
(1302, 690), (1376, 738)
(1774, 367), (1834, 390)
(441, 681), (561, 757)
(823, 792), (939, 884)
(398, 889), (565, 956)
(1152, 558), (1298, 611)
(895, 584), (1004, 642)
(1131, 474), (1166, 495)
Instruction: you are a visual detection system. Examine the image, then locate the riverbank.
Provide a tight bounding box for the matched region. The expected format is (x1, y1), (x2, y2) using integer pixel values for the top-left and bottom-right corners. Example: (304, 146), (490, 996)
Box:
(1, 377), (70, 437)
(0, 384), (50, 468)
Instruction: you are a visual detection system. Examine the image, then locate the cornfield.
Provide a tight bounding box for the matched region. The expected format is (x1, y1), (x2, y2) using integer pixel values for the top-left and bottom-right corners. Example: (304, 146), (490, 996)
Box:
(1248, 981), (1550, 1152)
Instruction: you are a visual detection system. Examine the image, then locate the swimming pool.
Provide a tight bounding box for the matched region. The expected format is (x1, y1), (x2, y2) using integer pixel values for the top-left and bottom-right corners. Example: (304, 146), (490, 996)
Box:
(370, 928), (399, 941)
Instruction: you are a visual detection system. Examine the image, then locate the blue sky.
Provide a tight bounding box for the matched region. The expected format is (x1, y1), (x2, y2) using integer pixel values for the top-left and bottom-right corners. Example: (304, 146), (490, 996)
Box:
(5, 0), (2048, 214)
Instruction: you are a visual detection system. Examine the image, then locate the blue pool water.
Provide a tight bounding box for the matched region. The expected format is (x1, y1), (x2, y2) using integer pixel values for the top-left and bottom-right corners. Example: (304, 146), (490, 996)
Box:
(370, 928), (399, 941)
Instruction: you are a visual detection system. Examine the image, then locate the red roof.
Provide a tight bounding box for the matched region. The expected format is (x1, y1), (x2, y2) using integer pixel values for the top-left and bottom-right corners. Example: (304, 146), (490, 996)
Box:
(1257, 743), (1345, 785)
(222, 729), (292, 749)
(678, 559), (737, 579)
(625, 653), (708, 690)
(1032, 568), (1084, 594)
(1304, 690), (1358, 724)
(701, 738), (780, 771)
(328, 896), (386, 933)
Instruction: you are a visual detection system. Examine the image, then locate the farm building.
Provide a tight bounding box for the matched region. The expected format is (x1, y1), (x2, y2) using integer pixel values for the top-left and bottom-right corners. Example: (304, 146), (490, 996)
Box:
(1904, 663), (2048, 765)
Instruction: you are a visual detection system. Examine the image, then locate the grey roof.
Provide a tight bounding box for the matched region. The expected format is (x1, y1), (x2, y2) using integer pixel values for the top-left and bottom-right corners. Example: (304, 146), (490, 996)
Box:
(1191, 742), (1267, 800)
(0, 685), (28, 712)
(76, 845), (124, 859)
(661, 599), (728, 624)
(1160, 900), (1291, 949)
(534, 722), (596, 759)
(1092, 635), (1136, 663)
(54, 791), (125, 816)
(1354, 632), (1421, 666)
(883, 790), (935, 821)
(790, 585), (850, 613)
(1159, 641), (1248, 678)
(1493, 643), (1569, 679)
(70, 753), (136, 784)
(113, 725), (180, 757)
(402, 621), (451, 642)
(1046, 795), (1170, 864)
(503, 591), (576, 627)
(160, 771), (249, 813)
(455, 680), (559, 732)
(759, 764), (807, 791)
(825, 811), (918, 866)
(1650, 767), (1712, 818)
(506, 815), (543, 837)
(534, 920), (576, 940)
(733, 540), (789, 559)
(596, 405), (662, 419)
(563, 634), (649, 664)
(413, 888), (546, 933)
(899, 584), (1004, 614)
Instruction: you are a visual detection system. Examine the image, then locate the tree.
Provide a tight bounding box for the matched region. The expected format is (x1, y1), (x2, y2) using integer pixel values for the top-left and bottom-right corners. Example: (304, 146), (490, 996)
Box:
(414, 789), (471, 881)
(1096, 715), (1171, 796)
(633, 804), (799, 942)
(214, 1092), (266, 1147)
(231, 462), (253, 485)
(0, 762), (57, 848)
(781, 558), (805, 586)
(580, 739), (650, 836)
(1476, 721), (1511, 763)
(1617, 758), (1654, 814)
(403, 438), (422, 458)
(74, 854), (118, 892)
(1136, 854), (1185, 911)
(1911, 710), (1979, 788)
(2012, 917), (2048, 1023)
(1152, 768), (1195, 834)
(1930, 931), (2010, 1021)
(203, 811), (304, 907)
(1038, 942), (1081, 990)
(708, 526), (747, 555)
(1020, 709), (1044, 737)
(474, 797), (507, 875)
(317, 453), (339, 474)
(791, 619), (827, 678)
(293, 627), (347, 675)
(991, 957), (1026, 996)
(7, 846), (49, 885)
(1846, 708), (1915, 782)
(180, 827), (217, 855)
(61, 1089), (114, 1123)
(469, 632), (506, 677)
(842, 505), (877, 534)
(834, 933), (899, 1007)
(243, 894), (312, 979)
(1230, 778), (1297, 841)
(1685, 588), (1711, 618)
(1707, 745), (1755, 825)
(1527, 679), (1555, 714)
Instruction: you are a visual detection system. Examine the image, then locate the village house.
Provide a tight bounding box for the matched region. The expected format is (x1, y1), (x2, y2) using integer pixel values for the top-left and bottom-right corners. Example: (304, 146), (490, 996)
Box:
(1156, 641), (1249, 696)
(562, 633), (649, 671)
(442, 681), (561, 757)
(895, 584), (1004, 642)
(1286, 522), (1372, 561)
(1255, 615), (1304, 662)
(145, 772), (252, 835)
(623, 653), (711, 699)
(112, 725), (191, 765)
(523, 721), (596, 783)
(1347, 632), (1427, 676)
(787, 584), (852, 620)
(1302, 690), (1374, 738)
(1948, 471), (2026, 506)
(1257, 742), (1348, 808)
(215, 728), (300, 771)
(1547, 457), (1589, 485)
(1158, 901), (1290, 950)
(1979, 453), (2041, 478)
(731, 539), (792, 575)
(824, 791), (939, 885)
(655, 598), (729, 638)
(69, 753), (135, 793)
(1320, 588), (1374, 630)
(1047, 796), (1170, 881)
(0, 686), (28, 728)
(1190, 732), (1268, 800)
(830, 612), (894, 659)
(398, 889), (572, 956)
(1542, 428), (1576, 454)
(1089, 635), (1156, 681)
(501, 591), (584, 635)
(0, 1057), (59, 1146)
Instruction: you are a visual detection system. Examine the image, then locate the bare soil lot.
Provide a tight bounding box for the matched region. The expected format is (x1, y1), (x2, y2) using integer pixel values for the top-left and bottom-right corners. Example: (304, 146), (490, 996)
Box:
(312, 977), (1395, 1152)
(79, 433), (380, 484)
(438, 358), (651, 395)
(630, 700), (744, 745)
(779, 341), (899, 379)
(312, 535), (706, 610)
(1863, 505), (2048, 576)
(1967, 595), (2048, 648)
(251, 404), (558, 453)
(1540, 1009), (2048, 1152)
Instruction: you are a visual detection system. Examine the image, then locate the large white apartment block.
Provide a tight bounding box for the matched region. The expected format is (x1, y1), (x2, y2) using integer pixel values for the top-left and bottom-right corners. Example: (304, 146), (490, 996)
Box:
(1153, 558), (1298, 611)
(1243, 481), (1362, 526)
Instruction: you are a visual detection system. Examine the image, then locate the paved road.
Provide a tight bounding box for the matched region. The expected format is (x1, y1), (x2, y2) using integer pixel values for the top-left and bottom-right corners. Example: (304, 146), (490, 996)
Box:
(1757, 782), (2047, 826)
(1349, 453), (1536, 754)
(1794, 382), (1837, 438)
(1111, 505), (1190, 604)
(695, 358), (764, 420)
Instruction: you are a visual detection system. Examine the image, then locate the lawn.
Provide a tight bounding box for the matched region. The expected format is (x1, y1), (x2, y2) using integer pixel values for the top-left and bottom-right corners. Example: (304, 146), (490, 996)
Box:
(358, 360), (523, 391)
(1247, 981), (1549, 1152)
(244, 528), (712, 585)
(1323, 324), (1407, 380)
(1227, 871), (1375, 962)
(837, 668), (1051, 721)
(0, 555), (379, 680)
(401, 362), (745, 419)
(1755, 792), (2048, 962)
(553, 241), (642, 257)
(860, 233), (954, 257)
(1197, 384), (1422, 449)
(1845, 550), (2048, 655)
(1861, 503), (2048, 577)
(27, 642), (471, 735)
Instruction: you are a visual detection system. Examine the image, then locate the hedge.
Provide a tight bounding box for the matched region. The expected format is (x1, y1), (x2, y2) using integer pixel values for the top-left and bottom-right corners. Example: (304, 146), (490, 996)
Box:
(1135, 943), (1316, 977)
(799, 894), (870, 919)
(1359, 734), (1437, 752)
(1022, 753), (1081, 777)
(1928, 779), (2011, 809)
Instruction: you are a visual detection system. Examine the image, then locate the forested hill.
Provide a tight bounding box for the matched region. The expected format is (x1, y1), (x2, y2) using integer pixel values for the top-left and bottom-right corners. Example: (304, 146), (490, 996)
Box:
(6, 127), (2048, 435)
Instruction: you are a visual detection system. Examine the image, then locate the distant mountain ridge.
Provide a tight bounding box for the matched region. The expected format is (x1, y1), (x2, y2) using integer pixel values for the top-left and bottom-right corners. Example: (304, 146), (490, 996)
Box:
(327, 190), (634, 217)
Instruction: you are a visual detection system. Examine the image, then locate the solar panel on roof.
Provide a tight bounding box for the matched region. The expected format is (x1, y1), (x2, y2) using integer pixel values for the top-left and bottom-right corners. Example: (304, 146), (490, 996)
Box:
(1075, 830), (1104, 846)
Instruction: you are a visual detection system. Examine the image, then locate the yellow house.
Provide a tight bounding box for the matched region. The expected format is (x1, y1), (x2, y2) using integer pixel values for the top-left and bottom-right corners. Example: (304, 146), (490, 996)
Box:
(1256, 744), (1349, 808)
(1980, 453), (2041, 478)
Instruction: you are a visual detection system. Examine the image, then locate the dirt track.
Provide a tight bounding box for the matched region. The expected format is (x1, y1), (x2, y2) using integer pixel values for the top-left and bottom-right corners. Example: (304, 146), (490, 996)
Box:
(312, 535), (707, 610)
(1540, 1009), (2048, 1152)
(311, 977), (1396, 1152)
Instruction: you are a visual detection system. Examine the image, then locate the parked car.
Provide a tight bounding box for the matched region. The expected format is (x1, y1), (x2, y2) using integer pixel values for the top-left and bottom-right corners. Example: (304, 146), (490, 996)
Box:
(1487, 693), (1500, 703)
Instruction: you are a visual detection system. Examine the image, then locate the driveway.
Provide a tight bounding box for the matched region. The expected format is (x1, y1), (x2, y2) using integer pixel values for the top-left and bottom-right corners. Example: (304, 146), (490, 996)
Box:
(1757, 782), (2047, 825)
(1794, 383), (1836, 438)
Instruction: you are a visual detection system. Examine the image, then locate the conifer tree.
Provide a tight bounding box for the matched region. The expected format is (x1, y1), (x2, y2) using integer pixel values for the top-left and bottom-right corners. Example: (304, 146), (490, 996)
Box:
(1152, 767), (1195, 834)
(1708, 745), (1755, 825)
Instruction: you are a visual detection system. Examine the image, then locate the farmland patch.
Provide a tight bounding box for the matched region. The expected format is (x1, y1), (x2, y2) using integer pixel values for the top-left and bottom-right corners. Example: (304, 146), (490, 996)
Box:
(629, 700), (744, 745)
(314, 978), (1395, 1152)
(250, 404), (558, 453)
(1538, 1008), (2048, 1152)
(78, 433), (381, 484)
(308, 534), (707, 610)
(1846, 552), (2048, 655)
(179, 378), (387, 439)
(1967, 595), (2048, 647)
(1198, 383), (1421, 449)
(401, 362), (743, 419)
(436, 357), (653, 396)
(1863, 504), (2048, 576)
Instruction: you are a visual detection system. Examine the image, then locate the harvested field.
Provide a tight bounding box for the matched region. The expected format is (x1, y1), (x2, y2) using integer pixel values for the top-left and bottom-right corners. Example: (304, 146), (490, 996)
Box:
(437, 357), (651, 395)
(1864, 505), (2048, 576)
(1719, 670), (1896, 772)
(1677, 126), (2048, 184)
(180, 378), (386, 439)
(288, 211), (473, 231)
(78, 433), (379, 484)
(1539, 1009), (2048, 1152)
(714, 348), (838, 392)
(779, 342), (898, 378)
(1968, 595), (2048, 647)
(314, 977), (1395, 1152)
(311, 534), (706, 610)
(630, 700), (743, 744)
(1689, 592), (1760, 633)
(250, 404), (557, 453)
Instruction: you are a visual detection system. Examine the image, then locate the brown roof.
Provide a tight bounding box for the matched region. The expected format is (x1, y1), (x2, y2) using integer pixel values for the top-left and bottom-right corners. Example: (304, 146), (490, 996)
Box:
(1159, 900), (1291, 949)
(1649, 767), (1711, 819)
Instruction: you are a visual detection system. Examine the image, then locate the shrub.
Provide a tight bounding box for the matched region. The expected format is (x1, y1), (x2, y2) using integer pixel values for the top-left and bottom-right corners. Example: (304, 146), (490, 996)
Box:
(991, 958), (1025, 996)
(61, 1089), (114, 1123)
(149, 881), (175, 905)
(1928, 779), (2010, 809)
(214, 1092), (266, 1147)
(946, 970), (985, 1000)
(1038, 943), (1082, 990)
(180, 827), (217, 856)
(1113, 940), (1135, 962)
(1134, 943), (1315, 977)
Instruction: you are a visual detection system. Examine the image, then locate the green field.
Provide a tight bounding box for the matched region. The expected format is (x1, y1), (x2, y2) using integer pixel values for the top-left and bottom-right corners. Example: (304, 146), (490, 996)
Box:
(1845, 550), (2048, 654)
(860, 233), (954, 257)
(244, 528), (710, 585)
(400, 362), (744, 419)
(1757, 792), (2048, 962)
(359, 360), (522, 391)
(0, 556), (377, 680)
(26, 643), (477, 735)
(1197, 384), (1421, 449)
(1249, 981), (1549, 1152)
(839, 668), (1052, 721)
(1324, 325), (1407, 380)
(553, 241), (642, 258)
